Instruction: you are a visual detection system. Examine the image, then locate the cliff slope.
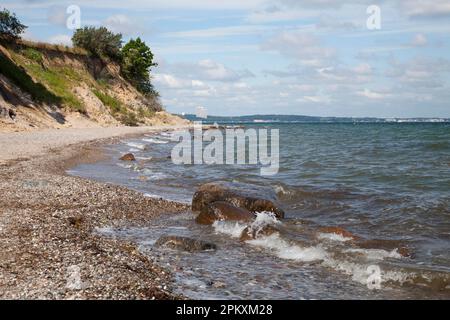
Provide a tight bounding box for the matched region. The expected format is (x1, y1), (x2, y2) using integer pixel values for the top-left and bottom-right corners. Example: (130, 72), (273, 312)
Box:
(0, 40), (186, 132)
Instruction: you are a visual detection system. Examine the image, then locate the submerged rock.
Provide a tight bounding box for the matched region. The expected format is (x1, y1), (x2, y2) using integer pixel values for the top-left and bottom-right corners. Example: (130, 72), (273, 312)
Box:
(155, 235), (217, 252)
(356, 239), (413, 258)
(318, 226), (360, 241)
(195, 201), (255, 225)
(239, 224), (280, 241)
(120, 153), (136, 161)
(192, 182), (284, 219)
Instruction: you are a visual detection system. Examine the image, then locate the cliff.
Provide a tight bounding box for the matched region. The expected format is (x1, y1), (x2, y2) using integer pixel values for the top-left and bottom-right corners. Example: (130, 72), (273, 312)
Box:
(0, 40), (187, 132)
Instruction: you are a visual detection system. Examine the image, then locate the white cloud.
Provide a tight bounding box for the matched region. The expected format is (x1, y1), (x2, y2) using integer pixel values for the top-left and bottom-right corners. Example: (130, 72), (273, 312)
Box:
(261, 31), (335, 66)
(103, 14), (144, 36)
(153, 74), (207, 89)
(411, 33), (427, 47)
(163, 25), (273, 38)
(400, 0), (450, 18)
(357, 89), (389, 99)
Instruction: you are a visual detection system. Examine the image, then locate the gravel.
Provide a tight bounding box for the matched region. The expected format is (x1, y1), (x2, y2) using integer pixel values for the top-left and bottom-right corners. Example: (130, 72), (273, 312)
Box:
(0, 127), (191, 299)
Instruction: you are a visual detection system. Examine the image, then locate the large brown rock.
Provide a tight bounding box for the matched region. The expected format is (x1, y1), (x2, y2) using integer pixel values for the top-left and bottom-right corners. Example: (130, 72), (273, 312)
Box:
(195, 201), (255, 225)
(192, 182), (284, 219)
(155, 235), (216, 252)
(119, 153), (136, 161)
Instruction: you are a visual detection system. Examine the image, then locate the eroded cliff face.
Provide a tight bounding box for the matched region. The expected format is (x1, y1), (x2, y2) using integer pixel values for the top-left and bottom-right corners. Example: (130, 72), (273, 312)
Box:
(0, 41), (187, 132)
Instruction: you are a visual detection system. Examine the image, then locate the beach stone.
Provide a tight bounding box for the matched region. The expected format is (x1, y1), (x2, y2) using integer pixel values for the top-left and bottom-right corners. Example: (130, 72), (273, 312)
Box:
(195, 201), (255, 225)
(119, 153), (136, 161)
(239, 224), (280, 241)
(192, 182), (284, 219)
(155, 235), (216, 252)
(318, 226), (359, 241)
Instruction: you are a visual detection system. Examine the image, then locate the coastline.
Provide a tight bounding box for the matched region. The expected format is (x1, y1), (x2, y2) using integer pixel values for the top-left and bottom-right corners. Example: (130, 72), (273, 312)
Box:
(0, 126), (190, 299)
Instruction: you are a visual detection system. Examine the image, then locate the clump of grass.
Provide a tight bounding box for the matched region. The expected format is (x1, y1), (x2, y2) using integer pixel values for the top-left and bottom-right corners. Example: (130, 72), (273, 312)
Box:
(21, 48), (43, 64)
(120, 111), (139, 126)
(18, 39), (88, 56)
(92, 89), (122, 113)
(138, 106), (155, 119)
(92, 89), (138, 125)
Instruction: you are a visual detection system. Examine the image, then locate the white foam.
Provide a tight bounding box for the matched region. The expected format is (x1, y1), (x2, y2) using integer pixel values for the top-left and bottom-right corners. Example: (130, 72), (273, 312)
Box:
(322, 258), (411, 286)
(136, 156), (153, 161)
(317, 232), (353, 242)
(116, 163), (133, 169)
(126, 142), (147, 150)
(140, 168), (167, 180)
(247, 233), (328, 262)
(142, 138), (168, 144)
(344, 248), (403, 260)
(212, 221), (247, 238)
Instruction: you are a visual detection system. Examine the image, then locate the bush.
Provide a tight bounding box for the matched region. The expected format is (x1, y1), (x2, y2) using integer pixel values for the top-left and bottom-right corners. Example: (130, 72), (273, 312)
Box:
(121, 38), (157, 95)
(72, 27), (122, 60)
(0, 9), (27, 40)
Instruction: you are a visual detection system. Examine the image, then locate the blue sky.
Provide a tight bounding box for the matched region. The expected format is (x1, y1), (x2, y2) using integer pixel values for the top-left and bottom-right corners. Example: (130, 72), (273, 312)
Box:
(2, 0), (450, 117)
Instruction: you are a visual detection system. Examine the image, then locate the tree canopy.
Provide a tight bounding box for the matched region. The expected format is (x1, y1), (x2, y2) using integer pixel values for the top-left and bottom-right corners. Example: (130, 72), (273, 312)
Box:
(72, 26), (122, 60)
(0, 8), (27, 40)
(121, 37), (158, 95)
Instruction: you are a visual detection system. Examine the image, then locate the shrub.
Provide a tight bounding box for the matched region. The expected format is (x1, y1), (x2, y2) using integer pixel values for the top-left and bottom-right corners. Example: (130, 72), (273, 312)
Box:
(121, 37), (157, 95)
(0, 9), (27, 40)
(72, 26), (122, 60)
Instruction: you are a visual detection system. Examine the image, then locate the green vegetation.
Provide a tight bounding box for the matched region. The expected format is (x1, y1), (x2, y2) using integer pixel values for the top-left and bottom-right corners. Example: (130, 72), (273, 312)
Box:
(0, 53), (60, 104)
(119, 111), (139, 126)
(0, 9), (161, 122)
(121, 37), (158, 96)
(92, 89), (139, 126)
(21, 47), (43, 64)
(26, 64), (85, 113)
(6, 50), (86, 113)
(138, 106), (155, 118)
(92, 89), (122, 113)
(72, 27), (122, 61)
(0, 8), (27, 40)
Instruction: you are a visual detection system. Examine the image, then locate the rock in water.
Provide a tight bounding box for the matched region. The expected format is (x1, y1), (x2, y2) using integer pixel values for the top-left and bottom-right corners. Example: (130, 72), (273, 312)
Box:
(195, 201), (255, 225)
(239, 224), (280, 241)
(192, 182), (284, 219)
(119, 153), (136, 161)
(155, 236), (217, 252)
(318, 226), (359, 241)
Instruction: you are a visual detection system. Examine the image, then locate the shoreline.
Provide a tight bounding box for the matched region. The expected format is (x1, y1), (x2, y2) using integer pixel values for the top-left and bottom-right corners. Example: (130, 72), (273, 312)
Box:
(0, 125), (191, 299)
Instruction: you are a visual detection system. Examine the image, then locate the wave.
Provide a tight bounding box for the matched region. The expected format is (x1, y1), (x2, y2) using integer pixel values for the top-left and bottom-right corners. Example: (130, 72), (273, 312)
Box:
(142, 138), (169, 144)
(126, 142), (148, 150)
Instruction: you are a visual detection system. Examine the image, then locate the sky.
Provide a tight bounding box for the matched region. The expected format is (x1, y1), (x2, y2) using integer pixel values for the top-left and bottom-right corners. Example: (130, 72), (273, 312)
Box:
(2, 0), (450, 118)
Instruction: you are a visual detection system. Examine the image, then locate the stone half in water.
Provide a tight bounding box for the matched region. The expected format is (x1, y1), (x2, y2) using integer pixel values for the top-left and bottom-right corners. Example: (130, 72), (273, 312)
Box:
(155, 235), (217, 252)
(195, 201), (255, 225)
(192, 181), (285, 219)
(119, 153), (136, 161)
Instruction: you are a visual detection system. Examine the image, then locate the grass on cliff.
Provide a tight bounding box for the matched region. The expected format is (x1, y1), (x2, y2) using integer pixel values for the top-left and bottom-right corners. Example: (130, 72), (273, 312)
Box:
(6, 49), (87, 113)
(92, 89), (139, 126)
(0, 53), (61, 105)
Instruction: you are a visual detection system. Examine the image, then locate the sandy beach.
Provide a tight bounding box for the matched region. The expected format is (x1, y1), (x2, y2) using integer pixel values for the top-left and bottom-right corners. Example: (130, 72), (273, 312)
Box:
(0, 126), (190, 299)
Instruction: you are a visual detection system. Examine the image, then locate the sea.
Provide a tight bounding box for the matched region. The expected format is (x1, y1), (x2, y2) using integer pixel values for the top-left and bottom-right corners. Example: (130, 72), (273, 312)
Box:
(68, 122), (450, 299)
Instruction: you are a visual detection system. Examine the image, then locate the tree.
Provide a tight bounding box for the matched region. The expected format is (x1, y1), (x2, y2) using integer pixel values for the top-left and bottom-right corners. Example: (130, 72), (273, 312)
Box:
(0, 9), (27, 40)
(72, 26), (122, 60)
(120, 37), (157, 95)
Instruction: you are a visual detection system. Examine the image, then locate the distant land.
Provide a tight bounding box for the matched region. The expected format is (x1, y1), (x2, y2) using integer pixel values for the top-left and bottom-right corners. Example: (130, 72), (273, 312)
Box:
(180, 114), (450, 124)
